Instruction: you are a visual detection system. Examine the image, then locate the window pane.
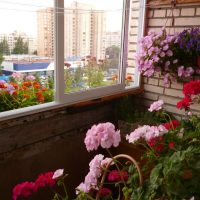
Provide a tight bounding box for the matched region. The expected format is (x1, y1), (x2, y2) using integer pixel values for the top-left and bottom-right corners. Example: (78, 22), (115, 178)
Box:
(64, 0), (124, 93)
(126, 0), (142, 88)
(0, 0), (54, 112)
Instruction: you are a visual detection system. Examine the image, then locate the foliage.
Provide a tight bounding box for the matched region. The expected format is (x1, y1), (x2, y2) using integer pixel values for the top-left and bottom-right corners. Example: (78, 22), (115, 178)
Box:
(0, 73), (53, 112)
(12, 36), (29, 54)
(0, 38), (10, 55)
(105, 45), (120, 69)
(136, 27), (200, 87)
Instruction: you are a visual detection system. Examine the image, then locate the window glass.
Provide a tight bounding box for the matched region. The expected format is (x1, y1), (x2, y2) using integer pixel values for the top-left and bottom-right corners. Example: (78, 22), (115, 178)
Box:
(0, 0), (54, 112)
(64, 0), (124, 93)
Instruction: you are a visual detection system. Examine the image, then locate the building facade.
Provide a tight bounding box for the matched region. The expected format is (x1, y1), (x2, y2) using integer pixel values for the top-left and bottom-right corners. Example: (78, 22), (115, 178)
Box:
(37, 3), (106, 60)
(37, 8), (54, 58)
(0, 31), (37, 55)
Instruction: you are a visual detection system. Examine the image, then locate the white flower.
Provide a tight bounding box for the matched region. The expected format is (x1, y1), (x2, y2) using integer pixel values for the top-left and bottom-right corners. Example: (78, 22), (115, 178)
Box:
(52, 169), (64, 179)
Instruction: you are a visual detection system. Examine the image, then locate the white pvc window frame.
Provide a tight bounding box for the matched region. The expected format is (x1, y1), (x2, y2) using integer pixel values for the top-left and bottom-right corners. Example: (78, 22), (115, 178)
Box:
(0, 0), (146, 121)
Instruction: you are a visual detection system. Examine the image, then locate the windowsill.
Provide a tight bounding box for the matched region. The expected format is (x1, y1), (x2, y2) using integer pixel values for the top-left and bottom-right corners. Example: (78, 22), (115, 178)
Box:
(0, 87), (144, 125)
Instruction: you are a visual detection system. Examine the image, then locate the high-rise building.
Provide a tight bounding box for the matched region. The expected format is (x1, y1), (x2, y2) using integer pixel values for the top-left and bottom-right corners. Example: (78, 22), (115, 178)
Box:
(37, 3), (106, 59)
(37, 8), (54, 58)
(105, 31), (121, 49)
(0, 31), (37, 55)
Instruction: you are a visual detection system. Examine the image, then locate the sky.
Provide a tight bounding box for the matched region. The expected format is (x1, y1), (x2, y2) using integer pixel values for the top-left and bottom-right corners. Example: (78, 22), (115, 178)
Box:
(0, 0), (123, 37)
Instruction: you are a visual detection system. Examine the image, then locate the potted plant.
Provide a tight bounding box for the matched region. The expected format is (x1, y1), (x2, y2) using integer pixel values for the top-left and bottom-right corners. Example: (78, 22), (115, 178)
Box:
(136, 27), (200, 86)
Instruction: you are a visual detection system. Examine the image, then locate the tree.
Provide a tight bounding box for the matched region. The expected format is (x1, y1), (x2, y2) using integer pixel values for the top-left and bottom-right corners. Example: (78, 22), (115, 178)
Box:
(105, 45), (120, 59)
(0, 38), (10, 55)
(0, 54), (4, 75)
(12, 36), (29, 54)
(105, 45), (120, 68)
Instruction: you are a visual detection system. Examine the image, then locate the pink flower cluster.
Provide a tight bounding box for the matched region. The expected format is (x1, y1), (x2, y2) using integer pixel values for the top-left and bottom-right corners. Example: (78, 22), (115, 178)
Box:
(76, 154), (112, 194)
(126, 125), (168, 143)
(136, 27), (196, 86)
(136, 28), (177, 80)
(12, 171), (57, 200)
(148, 100), (164, 112)
(84, 122), (121, 152)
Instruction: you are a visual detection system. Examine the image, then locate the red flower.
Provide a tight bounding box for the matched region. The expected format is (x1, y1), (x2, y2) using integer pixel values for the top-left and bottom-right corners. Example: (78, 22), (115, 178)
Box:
(98, 187), (112, 197)
(107, 170), (128, 182)
(156, 144), (164, 152)
(148, 137), (157, 147)
(35, 172), (56, 189)
(163, 120), (180, 130)
(12, 181), (37, 200)
(177, 96), (192, 109)
(183, 80), (200, 97)
(169, 141), (175, 149)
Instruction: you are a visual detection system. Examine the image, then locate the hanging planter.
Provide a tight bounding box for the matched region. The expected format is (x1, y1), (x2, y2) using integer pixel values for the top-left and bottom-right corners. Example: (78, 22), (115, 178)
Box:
(136, 27), (200, 87)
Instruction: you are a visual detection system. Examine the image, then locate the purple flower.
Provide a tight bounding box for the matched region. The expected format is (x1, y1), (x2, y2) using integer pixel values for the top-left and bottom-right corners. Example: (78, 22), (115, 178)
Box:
(166, 50), (173, 57)
(6, 84), (15, 95)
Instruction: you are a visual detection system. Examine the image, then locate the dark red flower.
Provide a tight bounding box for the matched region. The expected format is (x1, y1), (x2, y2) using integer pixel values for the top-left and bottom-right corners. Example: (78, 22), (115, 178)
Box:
(98, 187), (112, 197)
(107, 170), (128, 182)
(156, 144), (164, 152)
(169, 141), (175, 149)
(163, 120), (180, 130)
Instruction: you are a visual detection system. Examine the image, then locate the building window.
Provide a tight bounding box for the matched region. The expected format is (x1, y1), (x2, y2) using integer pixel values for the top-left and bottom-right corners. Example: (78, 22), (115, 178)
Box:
(0, 0), (146, 120)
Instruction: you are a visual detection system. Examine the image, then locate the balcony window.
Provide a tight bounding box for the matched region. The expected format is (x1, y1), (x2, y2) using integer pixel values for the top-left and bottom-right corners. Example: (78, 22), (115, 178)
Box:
(0, 0), (146, 120)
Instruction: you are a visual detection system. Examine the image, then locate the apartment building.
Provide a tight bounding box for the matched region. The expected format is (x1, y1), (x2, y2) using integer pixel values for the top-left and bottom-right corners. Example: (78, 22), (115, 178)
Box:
(0, 31), (37, 54)
(37, 3), (106, 60)
(105, 31), (121, 49)
(37, 8), (54, 58)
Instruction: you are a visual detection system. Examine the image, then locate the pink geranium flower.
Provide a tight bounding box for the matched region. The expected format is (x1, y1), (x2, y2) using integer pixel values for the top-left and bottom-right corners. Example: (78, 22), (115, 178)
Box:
(84, 122), (121, 152)
(148, 100), (164, 112)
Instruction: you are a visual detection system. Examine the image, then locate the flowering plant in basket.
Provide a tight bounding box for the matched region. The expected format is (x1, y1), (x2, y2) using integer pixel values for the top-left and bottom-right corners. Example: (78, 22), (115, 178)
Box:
(136, 27), (200, 86)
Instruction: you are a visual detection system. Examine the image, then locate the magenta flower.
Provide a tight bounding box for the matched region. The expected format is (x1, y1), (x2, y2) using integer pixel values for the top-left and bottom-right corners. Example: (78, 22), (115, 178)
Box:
(148, 100), (164, 112)
(107, 170), (128, 182)
(35, 172), (55, 188)
(12, 181), (38, 200)
(84, 122), (121, 152)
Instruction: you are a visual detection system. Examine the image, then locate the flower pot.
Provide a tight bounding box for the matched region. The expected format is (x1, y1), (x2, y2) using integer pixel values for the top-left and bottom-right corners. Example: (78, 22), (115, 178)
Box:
(197, 56), (200, 68)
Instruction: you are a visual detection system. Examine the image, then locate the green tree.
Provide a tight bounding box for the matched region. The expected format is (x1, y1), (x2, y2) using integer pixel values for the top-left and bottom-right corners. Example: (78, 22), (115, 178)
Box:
(12, 36), (29, 54)
(0, 38), (10, 55)
(0, 54), (4, 75)
(105, 45), (120, 68)
(105, 45), (120, 59)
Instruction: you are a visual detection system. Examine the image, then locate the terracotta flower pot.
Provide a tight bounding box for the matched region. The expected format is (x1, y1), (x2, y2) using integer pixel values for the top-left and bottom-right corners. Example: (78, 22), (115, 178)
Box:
(182, 169), (193, 180)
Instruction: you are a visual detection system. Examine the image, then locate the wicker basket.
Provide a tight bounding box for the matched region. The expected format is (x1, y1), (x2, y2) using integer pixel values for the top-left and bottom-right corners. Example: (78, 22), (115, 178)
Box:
(96, 154), (143, 200)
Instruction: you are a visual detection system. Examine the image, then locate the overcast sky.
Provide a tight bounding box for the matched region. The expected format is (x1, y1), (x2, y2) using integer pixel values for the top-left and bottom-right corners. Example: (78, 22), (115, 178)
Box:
(0, 0), (123, 36)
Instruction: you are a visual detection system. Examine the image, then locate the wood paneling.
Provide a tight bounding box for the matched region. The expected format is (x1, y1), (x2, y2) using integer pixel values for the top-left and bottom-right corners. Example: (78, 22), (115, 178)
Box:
(148, 0), (200, 6)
